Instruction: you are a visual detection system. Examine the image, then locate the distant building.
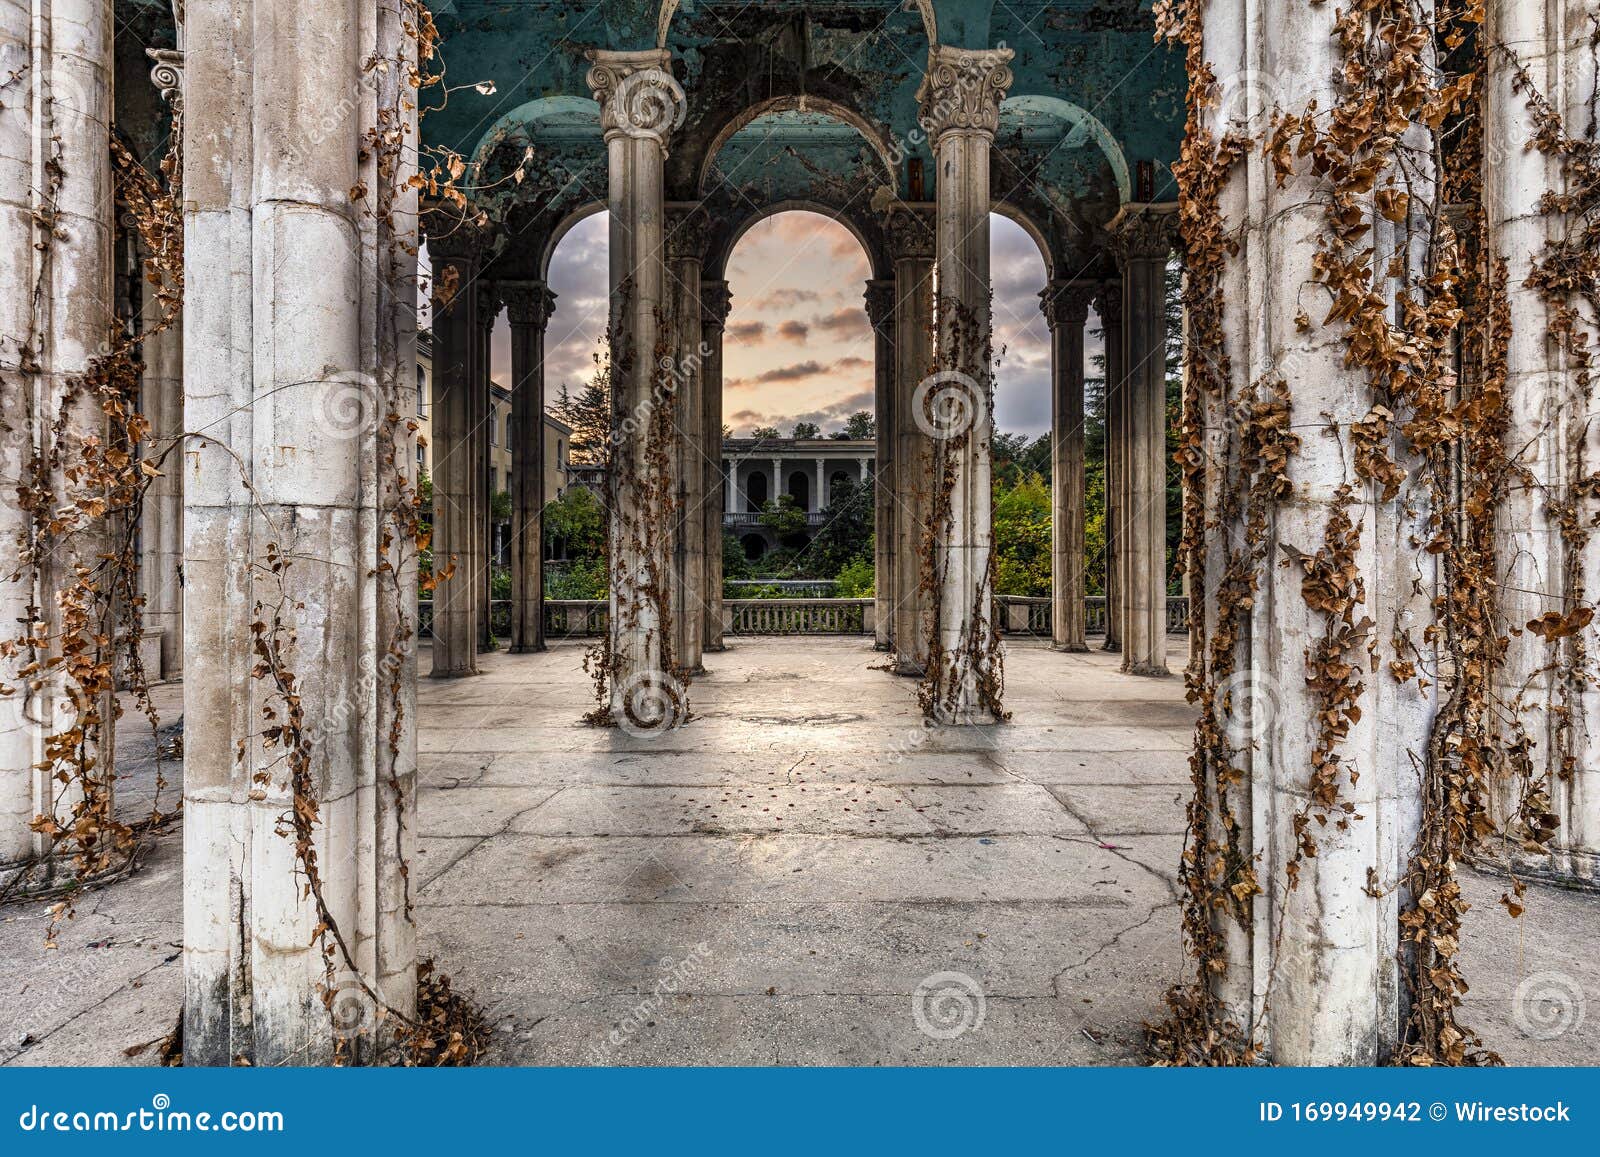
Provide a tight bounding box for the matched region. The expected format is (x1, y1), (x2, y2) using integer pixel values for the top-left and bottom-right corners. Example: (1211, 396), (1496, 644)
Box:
(415, 333), (574, 513)
(723, 437), (873, 560)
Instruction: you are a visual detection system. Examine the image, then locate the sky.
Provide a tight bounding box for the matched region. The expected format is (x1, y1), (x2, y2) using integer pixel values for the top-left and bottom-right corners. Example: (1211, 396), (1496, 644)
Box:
(490, 209), (1097, 440)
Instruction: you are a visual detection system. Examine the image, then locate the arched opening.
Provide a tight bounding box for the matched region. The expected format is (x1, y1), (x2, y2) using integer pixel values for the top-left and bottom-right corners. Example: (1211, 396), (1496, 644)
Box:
(719, 209), (877, 603)
(745, 469), (769, 512)
(787, 470), (810, 511)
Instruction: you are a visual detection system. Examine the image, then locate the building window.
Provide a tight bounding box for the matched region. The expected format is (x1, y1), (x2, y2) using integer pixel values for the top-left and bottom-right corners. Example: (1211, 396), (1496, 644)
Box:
(416, 365), (428, 415)
(506, 413), (513, 447)
(746, 470), (768, 512)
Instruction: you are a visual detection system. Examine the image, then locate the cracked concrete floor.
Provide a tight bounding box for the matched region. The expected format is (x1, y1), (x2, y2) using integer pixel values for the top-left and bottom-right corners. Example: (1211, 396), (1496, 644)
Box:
(3, 637), (1597, 1065)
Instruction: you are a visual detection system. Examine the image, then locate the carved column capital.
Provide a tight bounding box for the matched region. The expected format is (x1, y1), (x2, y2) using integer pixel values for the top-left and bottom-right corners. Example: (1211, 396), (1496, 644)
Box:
(665, 206), (711, 264)
(499, 280), (557, 331)
(1040, 281), (1097, 329)
(917, 44), (1015, 145)
(146, 47), (184, 111)
(701, 280), (732, 334)
(585, 48), (684, 153)
(477, 284), (504, 331)
(1094, 280), (1123, 328)
(1107, 203), (1179, 266)
(884, 207), (936, 263)
(864, 279), (897, 336)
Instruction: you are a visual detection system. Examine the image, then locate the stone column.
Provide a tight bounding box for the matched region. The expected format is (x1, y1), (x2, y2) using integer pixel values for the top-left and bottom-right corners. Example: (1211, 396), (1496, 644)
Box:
(1486, 0), (1599, 884)
(1042, 280), (1096, 652)
(920, 45), (1013, 723)
(666, 207), (707, 675)
(887, 210), (936, 675)
(1096, 280), (1124, 650)
(0, 0), (116, 875)
(1237, 0), (1430, 1063)
(181, 0), (418, 1064)
(139, 274), (184, 680)
(587, 49), (682, 719)
(1110, 206), (1177, 677)
(475, 285), (502, 652)
(702, 280), (731, 652)
(865, 279), (896, 650)
(423, 227), (481, 678)
(816, 458), (827, 510)
(502, 280), (556, 654)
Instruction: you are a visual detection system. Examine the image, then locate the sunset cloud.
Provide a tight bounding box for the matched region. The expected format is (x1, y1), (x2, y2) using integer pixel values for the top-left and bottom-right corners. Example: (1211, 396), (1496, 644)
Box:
(777, 319), (810, 342)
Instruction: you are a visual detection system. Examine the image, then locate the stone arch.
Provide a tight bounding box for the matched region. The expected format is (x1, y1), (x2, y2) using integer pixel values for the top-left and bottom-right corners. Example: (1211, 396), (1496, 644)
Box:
(540, 201), (607, 282)
(997, 94), (1132, 205)
(991, 201), (1054, 280)
(695, 95), (897, 199)
(705, 199), (883, 282)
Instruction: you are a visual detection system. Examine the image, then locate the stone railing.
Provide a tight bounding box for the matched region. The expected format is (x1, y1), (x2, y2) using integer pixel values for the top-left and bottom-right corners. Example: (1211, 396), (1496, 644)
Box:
(416, 595), (1191, 641)
(727, 598), (869, 635)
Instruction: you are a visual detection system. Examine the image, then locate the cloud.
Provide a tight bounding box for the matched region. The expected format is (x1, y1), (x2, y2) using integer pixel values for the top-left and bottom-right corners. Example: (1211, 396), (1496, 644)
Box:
(727, 320), (767, 342)
(777, 319), (810, 342)
(831, 355), (870, 371)
(751, 287), (822, 310)
(753, 359), (826, 383)
(814, 307), (869, 338)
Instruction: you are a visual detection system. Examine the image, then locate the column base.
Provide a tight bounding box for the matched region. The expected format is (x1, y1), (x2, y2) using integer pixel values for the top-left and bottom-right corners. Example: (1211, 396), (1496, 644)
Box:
(428, 666), (483, 679)
(891, 659), (925, 678)
(1052, 642), (1090, 653)
(1124, 662), (1171, 678)
(704, 642), (728, 653)
(508, 643), (547, 655)
(1101, 640), (1121, 653)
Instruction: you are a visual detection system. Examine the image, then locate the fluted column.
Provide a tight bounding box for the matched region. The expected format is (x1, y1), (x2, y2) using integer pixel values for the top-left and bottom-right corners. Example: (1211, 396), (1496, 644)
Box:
(0, 0), (115, 877)
(1110, 206), (1177, 677)
(503, 280), (556, 654)
(865, 279), (897, 650)
(888, 209), (936, 676)
(181, 0), (418, 1064)
(476, 285), (502, 652)
(920, 45), (1012, 723)
(1096, 280), (1124, 650)
(1042, 281), (1096, 652)
(666, 207), (708, 675)
(588, 49), (684, 721)
(701, 280), (731, 653)
(424, 226), (482, 678)
(1486, 0), (1599, 884)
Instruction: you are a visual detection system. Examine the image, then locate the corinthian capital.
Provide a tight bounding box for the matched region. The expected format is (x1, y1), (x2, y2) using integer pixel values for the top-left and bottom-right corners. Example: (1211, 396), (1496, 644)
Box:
(884, 207), (936, 263)
(585, 48), (685, 152)
(917, 44), (1014, 144)
(1107, 202), (1179, 265)
(1040, 281), (1096, 329)
(500, 281), (558, 331)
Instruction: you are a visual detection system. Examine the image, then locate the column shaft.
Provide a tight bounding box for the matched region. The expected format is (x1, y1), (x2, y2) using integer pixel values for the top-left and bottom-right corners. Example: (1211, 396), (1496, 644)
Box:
(181, 0), (418, 1064)
(1098, 282), (1125, 650)
(889, 212), (935, 676)
(505, 282), (555, 654)
(425, 237), (481, 677)
(666, 209), (707, 675)
(1043, 282), (1094, 651)
(866, 279), (897, 650)
(475, 288), (500, 652)
(1112, 218), (1175, 677)
(702, 281), (730, 652)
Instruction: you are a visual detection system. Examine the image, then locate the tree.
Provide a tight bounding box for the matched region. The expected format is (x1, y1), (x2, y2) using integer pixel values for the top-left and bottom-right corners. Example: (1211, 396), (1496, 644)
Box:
(759, 494), (809, 544)
(992, 472), (1052, 597)
(750, 425), (780, 440)
(542, 485), (606, 561)
(840, 411), (875, 439)
(803, 475), (874, 577)
(549, 355), (612, 465)
(791, 420), (821, 440)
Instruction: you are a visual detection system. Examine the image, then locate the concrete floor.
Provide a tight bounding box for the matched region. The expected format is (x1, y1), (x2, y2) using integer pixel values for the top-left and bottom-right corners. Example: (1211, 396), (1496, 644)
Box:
(2, 637), (1596, 1065)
